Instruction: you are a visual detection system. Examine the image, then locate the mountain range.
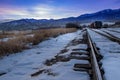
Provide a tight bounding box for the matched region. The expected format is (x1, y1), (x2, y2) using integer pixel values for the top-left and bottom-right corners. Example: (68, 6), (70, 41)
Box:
(0, 8), (120, 30)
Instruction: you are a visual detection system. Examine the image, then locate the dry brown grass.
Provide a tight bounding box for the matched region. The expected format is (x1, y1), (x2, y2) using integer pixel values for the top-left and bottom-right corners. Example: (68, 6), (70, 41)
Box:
(0, 33), (14, 39)
(0, 36), (32, 56)
(0, 30), (33, 39)
(32, 28), (77, 45)
(0, 28), (76, 57)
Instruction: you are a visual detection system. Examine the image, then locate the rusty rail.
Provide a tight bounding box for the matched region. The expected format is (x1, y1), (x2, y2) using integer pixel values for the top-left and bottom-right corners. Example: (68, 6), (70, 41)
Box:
(93, 29), (120, 44)
(86, 30), (103, 80)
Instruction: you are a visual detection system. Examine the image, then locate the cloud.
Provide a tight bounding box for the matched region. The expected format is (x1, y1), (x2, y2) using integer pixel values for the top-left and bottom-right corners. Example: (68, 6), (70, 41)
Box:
(0, 0), (119, 19)
(0, 3), (85, 19)
(32, 4), (53, 15)
(0, 6), (30, 19)
(0, 4), (53, 19)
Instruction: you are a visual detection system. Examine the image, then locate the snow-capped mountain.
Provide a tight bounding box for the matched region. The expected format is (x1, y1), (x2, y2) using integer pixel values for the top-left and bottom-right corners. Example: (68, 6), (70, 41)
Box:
(0, 9), (120, 30)
(76, 9), (120, 22)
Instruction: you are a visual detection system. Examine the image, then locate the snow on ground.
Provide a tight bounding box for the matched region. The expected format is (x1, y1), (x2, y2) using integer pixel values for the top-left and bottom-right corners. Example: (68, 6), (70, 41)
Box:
(88, 28), (120, 80)
(0, 30), (89, 80)
(31, 59), (89, 80)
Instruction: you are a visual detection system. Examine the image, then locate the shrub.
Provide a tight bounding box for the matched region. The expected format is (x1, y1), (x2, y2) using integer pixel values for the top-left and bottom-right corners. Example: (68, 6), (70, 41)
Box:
(66, 23), (80, 29)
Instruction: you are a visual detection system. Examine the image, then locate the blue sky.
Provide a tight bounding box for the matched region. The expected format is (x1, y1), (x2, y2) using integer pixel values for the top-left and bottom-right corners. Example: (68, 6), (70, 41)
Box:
(0, 0), (120, 19)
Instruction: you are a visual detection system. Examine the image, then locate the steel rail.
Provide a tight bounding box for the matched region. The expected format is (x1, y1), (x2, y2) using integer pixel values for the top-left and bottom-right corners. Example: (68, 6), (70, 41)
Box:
(107, 29), (120, 33)
(102, 30), (120, 39)
(92, 29), (120, 44)
(86, 30), (103, 80)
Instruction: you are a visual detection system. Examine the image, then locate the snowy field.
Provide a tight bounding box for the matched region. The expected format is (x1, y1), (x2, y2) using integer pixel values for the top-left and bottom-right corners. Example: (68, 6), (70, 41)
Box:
(0, 27), (120, 80)
(0, 30), (89, 80)
(88, 28), (120, 80)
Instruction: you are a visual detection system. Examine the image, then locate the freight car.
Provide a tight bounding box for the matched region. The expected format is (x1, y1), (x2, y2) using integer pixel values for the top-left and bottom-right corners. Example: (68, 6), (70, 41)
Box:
(90, 21), (103, 29)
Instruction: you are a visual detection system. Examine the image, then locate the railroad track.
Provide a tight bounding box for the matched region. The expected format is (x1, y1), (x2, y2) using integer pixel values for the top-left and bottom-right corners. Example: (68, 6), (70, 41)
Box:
(92, 29), (120, 44)
(102, 30), (120, 38)
(73, 29), (104, 80)
(31, 29), (104, 80)
(107, 29), (120, 33)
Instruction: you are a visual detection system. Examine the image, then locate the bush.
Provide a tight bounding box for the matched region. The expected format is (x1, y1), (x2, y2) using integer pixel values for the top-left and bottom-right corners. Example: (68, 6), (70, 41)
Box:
(66, 23), (80, 29)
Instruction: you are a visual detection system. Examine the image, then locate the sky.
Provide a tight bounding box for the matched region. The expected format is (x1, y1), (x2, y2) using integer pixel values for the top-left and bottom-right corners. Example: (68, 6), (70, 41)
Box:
(0, 0), (120, 20)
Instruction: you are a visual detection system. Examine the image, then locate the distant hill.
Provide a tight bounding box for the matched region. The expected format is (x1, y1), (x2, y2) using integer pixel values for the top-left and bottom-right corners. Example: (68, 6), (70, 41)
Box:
(0, 8), (120, 30)
(77, 9), (120, 22)
(0, 19), (14, 23)
(57, 9), (120, 22)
